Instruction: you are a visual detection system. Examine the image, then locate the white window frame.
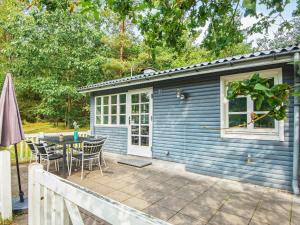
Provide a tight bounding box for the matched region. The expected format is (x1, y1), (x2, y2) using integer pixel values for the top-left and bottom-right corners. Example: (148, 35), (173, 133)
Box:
(220, 68), (284, 141)
(94, 93), (127, 127)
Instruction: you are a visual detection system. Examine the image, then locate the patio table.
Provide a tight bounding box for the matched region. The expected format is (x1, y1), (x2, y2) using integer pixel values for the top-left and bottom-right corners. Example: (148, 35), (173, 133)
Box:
(40, 135), (89, 178)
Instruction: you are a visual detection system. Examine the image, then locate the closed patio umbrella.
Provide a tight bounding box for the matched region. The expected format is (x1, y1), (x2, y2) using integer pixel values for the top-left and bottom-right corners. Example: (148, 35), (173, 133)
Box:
(0, 73), (25, 202)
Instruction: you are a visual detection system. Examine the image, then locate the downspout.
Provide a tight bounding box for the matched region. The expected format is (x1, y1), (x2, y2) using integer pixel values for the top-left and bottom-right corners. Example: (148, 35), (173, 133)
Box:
(293, 52), (300, 195)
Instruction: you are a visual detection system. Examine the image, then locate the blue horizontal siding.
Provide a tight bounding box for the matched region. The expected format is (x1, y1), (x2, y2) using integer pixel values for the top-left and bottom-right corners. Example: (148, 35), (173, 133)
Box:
(90, 97), (127, 155)
(152, 65), (294, 190)
(88, 64), (295, 191)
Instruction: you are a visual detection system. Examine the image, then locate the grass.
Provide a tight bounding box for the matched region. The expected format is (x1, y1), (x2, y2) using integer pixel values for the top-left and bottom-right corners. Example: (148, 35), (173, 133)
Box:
(23, 122), (89, 134)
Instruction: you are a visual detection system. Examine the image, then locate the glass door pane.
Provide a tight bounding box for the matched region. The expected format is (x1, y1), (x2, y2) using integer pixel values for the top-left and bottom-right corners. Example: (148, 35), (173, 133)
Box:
(130, 92), (150, 147)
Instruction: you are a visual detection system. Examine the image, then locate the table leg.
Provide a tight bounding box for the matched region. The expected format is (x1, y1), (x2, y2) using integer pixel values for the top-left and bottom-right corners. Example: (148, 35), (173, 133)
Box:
(63, 144), (67, 178)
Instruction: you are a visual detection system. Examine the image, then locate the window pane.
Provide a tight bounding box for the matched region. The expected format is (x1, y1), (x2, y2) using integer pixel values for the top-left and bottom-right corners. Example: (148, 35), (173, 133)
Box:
(141, 126), (149, 135)
(96, 98), (101, 106)
(141, 93), (150, 102)
(111, 95), (117, 104)
(111, 105), (117, 114)
(131, 94), (139, 103)
(96, 116), (101, 124)
(103, 96), (109, 105)
(254, 99), (272, 111)
(229, 114), (247, 127)
(103, 116), (109, 124)
(103, 106), (109, 114)
(229, 97), (247, 112)
(111, 116), (117, 124)
(254, 114), (275, 128)
(131, 136), (139, 145)
(96, 106), (101, 115)
(141, 137), (149, 146)
(120, 105), (126, 114)
(120, 94), (126, 104)
(120, 115), (126, 124)
(131, 105), (139, 114)
(132, 115), (139, 124)
(131, 126), (139, 135)
(141, 115), (149, 124)
(141, 104), (149, 113)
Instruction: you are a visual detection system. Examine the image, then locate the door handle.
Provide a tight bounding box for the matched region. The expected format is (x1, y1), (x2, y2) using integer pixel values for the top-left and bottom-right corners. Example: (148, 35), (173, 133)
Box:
(128, 116), (131, 125)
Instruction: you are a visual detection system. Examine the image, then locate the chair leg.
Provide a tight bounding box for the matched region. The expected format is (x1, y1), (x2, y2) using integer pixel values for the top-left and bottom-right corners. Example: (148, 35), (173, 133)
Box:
(54, 160), (57, 171)
(66, 155), (69, 174)
(69, 158), (73, 176)
(81, 159), (84, 180)
(98, 157), (103, 176)
(57, 160), (60, 171)
(47, 160), (50, 172)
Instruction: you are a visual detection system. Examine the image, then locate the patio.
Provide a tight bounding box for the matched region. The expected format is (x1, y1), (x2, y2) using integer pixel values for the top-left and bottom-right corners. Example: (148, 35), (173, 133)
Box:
(12, 156), (300, 225)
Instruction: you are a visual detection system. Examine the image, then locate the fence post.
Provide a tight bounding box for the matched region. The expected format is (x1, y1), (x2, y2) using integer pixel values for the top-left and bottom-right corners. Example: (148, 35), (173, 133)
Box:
(28, 163), (43, 225)
(0, 150), (12, 221)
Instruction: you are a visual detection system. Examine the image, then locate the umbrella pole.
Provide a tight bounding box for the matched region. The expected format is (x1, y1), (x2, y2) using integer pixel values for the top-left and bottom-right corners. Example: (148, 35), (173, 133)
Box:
(14, 144), (24, 202)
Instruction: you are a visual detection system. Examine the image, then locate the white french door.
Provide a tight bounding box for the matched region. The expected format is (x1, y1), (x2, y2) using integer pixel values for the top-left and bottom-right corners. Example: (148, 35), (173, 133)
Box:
(127, 88), (153, 157)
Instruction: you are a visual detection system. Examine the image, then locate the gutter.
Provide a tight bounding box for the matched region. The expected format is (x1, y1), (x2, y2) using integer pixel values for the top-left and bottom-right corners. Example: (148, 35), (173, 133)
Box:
(78, 51), (297, 93)
(293, 52), (300, 195)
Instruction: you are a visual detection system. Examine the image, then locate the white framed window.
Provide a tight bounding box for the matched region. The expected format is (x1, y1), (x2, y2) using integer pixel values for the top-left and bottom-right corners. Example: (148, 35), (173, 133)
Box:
(95, 93), (127, 126)
(220, 68), (284, 141)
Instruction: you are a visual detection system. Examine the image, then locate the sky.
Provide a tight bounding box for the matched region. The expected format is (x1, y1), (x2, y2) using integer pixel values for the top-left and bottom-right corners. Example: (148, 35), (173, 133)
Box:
(196, 0), (297, 47)
(241, 0), (297, 47)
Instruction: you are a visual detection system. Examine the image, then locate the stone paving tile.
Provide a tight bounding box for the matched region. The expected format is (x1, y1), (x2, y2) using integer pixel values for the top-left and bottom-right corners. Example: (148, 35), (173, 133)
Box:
(291, 214), (300, 225)
(156, 196), (190, 212)
(88, 184), (115, 195)
(119, 183), (147, 195)
(248, 220), (270, 225)
(262, 190), (293, 202)
(180, 202), (218, 222)
(207, 212), (250, 225)
(193, 191), (229, 209)
(143, 205), (177, 221)
(168, 213), (206, 225)
(169, 187), (200, 201)
(183, 183), (211, 194)
(123, 197), (152, 210)
(135, 189), (166, 204)
(106, 190), (131, 202)
(257, 199), (292, 212)
(146, 174), (173, 183)
(251, 208), (290, 225)
(105, 180), (133, 190)
(165, 176), (192, 188)
(228, 192), (261, 205)
(219, 199), (257, 219)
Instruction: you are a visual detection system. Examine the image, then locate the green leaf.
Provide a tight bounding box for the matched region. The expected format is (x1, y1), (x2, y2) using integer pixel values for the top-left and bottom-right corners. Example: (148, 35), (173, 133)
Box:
(254, 83), (269, 91)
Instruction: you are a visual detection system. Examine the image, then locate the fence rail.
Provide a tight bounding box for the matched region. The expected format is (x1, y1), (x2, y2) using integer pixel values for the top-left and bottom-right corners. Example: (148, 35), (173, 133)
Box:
(8, 131), (89, 163)
(29, 164), (171, 225)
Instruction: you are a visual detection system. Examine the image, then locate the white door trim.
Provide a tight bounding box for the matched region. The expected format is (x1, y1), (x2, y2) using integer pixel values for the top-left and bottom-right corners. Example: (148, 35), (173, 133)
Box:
(127, 87), (153, 158)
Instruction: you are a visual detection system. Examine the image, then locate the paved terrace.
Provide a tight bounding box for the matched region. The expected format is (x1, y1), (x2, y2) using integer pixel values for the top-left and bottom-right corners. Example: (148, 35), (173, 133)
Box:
(13, 158), (300, 225)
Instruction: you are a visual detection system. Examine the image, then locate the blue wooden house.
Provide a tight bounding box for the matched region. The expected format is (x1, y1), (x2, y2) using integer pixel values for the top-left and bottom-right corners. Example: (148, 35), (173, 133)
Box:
(79, 45), (300, 193)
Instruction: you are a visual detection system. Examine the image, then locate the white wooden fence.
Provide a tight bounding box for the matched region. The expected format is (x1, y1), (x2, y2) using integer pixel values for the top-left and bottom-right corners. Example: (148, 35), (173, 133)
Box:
(29, 163), (171, 225)
(9, 131), (89, 163)
(0, 151), (12, 221)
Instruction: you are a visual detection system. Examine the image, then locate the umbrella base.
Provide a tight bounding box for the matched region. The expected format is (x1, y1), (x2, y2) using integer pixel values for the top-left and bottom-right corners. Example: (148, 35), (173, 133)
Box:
(12, 197), (28, 213)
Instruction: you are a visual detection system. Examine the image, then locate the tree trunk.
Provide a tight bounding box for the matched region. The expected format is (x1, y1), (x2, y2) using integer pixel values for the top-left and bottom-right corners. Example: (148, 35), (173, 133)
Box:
(119, 19), (125, 62)
(66, 96), (72, 128)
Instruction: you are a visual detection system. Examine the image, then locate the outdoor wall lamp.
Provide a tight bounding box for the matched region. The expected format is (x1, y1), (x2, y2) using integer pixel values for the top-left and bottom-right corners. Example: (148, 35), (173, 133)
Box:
(176, 89), (186, 100)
